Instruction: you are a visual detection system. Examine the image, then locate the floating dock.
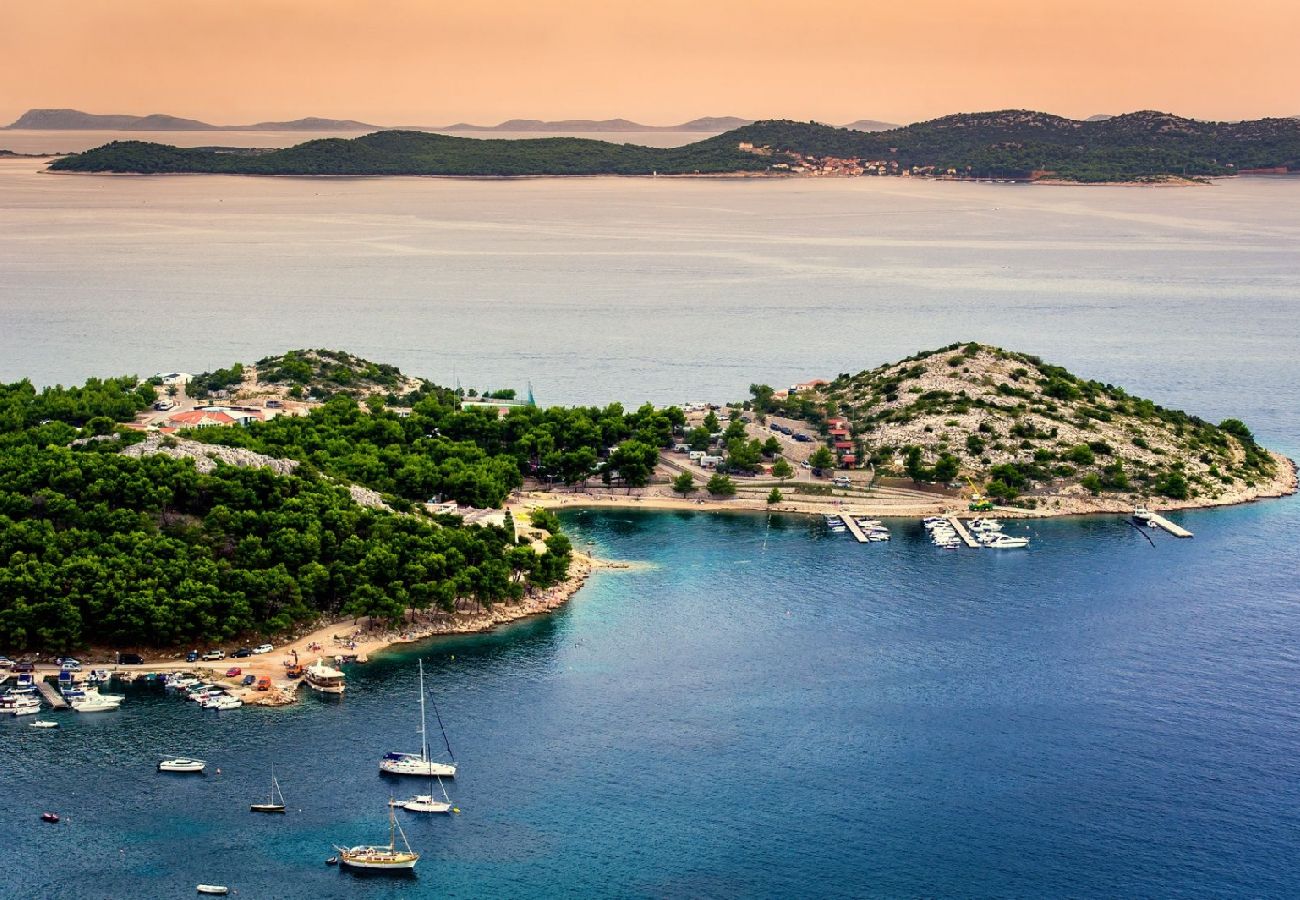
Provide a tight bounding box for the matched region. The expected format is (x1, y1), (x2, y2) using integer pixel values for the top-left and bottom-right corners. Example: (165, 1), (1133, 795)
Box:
(945, 516), (982, 548)
(842, 515), (871, 544)
(1146, 513), (1193, 538)
(35, 678), (69, 709)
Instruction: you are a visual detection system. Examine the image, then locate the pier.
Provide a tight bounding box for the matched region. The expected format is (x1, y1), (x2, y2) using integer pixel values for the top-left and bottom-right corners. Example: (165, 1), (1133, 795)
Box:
(945, 516), (982, 548)
(842, 515), (871, 544)
(1147, 513), (1193, 538)
(35, 678), (69, 709)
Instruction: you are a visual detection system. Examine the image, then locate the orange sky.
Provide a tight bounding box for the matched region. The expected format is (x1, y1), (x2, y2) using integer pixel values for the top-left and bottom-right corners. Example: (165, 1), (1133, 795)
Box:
(3, 0), (1297, 126)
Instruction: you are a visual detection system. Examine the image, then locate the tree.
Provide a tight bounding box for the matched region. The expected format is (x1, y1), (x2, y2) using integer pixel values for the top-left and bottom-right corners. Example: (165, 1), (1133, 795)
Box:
(762, 436), (781, 458)
(604, 440), (658, 491)
(671, 471), (695, 496)
(703, 411), (720, 433)
(771, 458), (794, 480)
(767, 487), (783, 504)
(705, 473), (736, 497)
(687, 426), (712, 452)
(749, 383), (775, 413)
(932, 453), (959, 483)
(809, 446), (834, 473)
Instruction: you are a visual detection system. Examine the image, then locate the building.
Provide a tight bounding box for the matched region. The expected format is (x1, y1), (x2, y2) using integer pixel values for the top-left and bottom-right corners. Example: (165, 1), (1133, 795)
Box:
(166, 409), (237, 429)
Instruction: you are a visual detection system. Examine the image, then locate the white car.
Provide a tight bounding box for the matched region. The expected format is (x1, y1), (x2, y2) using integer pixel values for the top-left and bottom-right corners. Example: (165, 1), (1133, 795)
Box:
(252, 644), (273, 655)
(201, 650), (225, 661)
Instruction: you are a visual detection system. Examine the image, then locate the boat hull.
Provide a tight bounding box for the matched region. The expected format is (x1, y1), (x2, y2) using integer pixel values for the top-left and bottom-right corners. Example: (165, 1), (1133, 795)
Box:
(250, 804), (286, 814)
(337, 849), (419, 871)
(380, 758), (456, 778)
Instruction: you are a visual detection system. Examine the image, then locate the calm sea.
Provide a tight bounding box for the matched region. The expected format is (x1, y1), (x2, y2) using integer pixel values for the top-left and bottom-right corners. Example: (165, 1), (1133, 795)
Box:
(2, 503), (1299, 898)
(1, 152), (1299, 897)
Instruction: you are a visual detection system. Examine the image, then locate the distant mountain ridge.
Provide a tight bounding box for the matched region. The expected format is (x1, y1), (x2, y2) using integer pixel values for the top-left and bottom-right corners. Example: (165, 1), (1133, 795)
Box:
(5, 108), (895, 134)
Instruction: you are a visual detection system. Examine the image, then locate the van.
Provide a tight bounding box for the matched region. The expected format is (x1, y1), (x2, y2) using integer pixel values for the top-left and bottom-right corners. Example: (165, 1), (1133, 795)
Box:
(118, 653), (144, 665)
(688, 450), (706, 461)
(673, 443), (690, 453)
(700, 455), (724, 468)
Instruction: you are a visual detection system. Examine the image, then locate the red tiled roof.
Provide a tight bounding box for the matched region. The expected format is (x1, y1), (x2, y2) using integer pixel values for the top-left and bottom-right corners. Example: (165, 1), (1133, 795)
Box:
(169, 410), (236, 427)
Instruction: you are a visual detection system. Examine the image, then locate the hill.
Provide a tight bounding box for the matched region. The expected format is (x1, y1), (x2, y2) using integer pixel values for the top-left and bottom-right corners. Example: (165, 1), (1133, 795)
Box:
(842, 119), (901, 131)
(47, 129), (767, 176)
(4, 108), (378, 131)
(757, 343), (1294, 511)
(46, 109), (1300, 180)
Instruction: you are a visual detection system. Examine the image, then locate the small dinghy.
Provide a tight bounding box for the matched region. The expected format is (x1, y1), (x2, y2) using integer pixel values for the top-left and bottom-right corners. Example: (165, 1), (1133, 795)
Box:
(31, 720), (59, 729)
(41, 812), (60, 824)
(196, 886), (229, 895)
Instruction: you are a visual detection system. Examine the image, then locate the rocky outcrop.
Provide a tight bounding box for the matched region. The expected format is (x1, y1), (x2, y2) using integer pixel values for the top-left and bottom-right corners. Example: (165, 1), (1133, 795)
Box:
(122, 433), (299, 476)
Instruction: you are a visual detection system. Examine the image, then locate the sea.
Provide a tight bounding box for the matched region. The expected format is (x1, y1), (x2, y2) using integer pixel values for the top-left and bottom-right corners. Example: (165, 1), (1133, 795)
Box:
(1, 134), (1299, 898)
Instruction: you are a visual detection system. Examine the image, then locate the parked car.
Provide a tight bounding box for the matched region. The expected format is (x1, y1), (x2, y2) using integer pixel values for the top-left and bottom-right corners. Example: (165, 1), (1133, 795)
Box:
(118, 653), (144, 665)
(253, 644), (273, 655)
(242, 674), (257, 686)
(225, 667), (242, 678)
(13, 661), (35, 673)
(256, 677), (272, 691)
(60, 661), (82, 672)
(186, 650), (200, 663)
(0, 656), (13, 669)
(794, 433), (812, 442)
(202, 650), (225, 661)
(56, 657), (81, 667)
(232, 647), (252, 658)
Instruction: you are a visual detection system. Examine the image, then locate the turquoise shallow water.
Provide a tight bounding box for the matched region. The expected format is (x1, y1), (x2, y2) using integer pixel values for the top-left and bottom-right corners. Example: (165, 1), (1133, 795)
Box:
(3, 498), (1299, 898)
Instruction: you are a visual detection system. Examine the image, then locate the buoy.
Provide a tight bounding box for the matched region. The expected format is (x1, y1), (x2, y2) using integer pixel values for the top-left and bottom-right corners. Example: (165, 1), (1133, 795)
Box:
(452, 807), (460, 814)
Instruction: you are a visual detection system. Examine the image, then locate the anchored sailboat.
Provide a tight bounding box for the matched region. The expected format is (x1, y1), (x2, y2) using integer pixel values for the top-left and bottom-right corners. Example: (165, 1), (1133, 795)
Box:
(379, 659), (456, 778)
(334, 803), (419, 872)
(250, 766), (286, 814)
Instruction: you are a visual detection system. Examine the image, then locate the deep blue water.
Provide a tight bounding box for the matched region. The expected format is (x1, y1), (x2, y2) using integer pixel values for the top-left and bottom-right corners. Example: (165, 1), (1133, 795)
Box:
(4, 497), (1300, 898)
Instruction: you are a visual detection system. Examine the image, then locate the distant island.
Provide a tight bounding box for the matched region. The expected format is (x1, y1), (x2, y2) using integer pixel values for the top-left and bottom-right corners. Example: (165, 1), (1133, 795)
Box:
(44, 110), (1300, 182)
(4, 107), (901, 134)
(0, 345), (1292, 656)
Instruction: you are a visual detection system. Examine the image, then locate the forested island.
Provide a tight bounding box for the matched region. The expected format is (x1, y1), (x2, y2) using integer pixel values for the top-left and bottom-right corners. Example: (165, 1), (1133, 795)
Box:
(0, 346), (1293, 656)
(46, 110), (1300, 181)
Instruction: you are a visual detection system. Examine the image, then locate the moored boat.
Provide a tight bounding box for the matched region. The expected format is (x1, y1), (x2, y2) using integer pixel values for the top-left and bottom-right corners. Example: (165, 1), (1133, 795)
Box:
(334, 804), (419, 872)
(380, 659), (456, 778)
(196, 885), (229, 895)
(159, 757), (206, 773)
(251, 766), (286, 814)
(304, 658), (346, 694)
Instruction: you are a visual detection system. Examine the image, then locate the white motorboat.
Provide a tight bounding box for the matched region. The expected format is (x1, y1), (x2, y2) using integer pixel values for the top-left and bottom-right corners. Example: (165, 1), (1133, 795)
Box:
(159, 757), (206, 773)
(196, 886), (229, 895)
(985, 534), (1030, 549)
(209, 696), (242, 711)
(31, 719), (59, 729)
(71, 688), (123, 711)
(7, 695), (41, 716)
(381, 659), (456, 778)
(1132, 506), (1156, 526)
(334, 804), (419, 871)
(304, 658), (346, 694)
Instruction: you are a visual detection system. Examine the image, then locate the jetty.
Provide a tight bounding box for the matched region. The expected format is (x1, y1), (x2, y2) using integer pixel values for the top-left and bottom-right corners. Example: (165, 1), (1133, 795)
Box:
(35, 678), (69, 709)
(842, 515), (871, 544)
(1147, 512), (1194, 538)
(945, 516), (982, 548)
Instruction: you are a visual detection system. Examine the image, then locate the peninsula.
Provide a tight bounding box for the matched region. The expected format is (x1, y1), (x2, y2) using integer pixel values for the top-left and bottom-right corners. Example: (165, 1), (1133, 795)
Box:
(0, 346), (1293, 662)
(45, 110), (1300, 182)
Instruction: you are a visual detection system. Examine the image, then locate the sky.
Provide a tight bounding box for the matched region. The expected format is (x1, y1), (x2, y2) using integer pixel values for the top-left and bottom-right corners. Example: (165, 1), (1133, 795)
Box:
(3, 0), (1298, 126)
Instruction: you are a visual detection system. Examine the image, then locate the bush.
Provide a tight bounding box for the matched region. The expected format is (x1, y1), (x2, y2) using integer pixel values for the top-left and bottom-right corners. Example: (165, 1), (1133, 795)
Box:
(706, 473), (737, 497)
(1065, 444), (1096, 466)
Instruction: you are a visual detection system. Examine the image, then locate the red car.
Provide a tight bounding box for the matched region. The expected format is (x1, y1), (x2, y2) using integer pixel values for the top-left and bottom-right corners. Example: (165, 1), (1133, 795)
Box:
(225, 667), (242, 678)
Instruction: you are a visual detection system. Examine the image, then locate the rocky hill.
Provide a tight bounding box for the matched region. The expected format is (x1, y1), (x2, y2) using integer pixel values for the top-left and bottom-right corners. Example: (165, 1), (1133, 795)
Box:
(189, 349), (441, 403)
(769, 343), (1295, 511)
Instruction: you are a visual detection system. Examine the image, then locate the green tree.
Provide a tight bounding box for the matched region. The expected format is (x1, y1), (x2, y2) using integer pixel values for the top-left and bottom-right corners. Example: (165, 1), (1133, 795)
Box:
(767, 487), (783, 504)
(762, 436), (781, 457)
(809, 446), (835, 472)
(771, 458), (794, 480)
(671, 471), (696, 496)
(705, 473), (736, 497)
(703, 411), (720, 433)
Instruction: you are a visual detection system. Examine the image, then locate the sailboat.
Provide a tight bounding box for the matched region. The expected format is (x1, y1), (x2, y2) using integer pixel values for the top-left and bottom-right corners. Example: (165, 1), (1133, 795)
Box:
(391, 774), (454, 814)
(379, 659), (456, 778)
(334, 803), (420, 872)
(250, 766), (286, 814)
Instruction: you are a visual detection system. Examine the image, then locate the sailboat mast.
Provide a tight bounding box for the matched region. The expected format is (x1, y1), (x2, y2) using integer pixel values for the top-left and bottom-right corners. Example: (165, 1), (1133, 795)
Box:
(418, 659), (429, 764)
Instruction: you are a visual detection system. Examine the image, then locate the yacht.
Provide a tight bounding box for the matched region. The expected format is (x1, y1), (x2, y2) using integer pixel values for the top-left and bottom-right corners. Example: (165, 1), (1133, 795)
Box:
(392, 775), (454, 814)
(158, 757), (206, 773)
(381, 659), (456, 778)
(1132, 506), (1156, 526)
(250, 767), (286, 814)
(334, 805), (419, 872)
(304, 658), (346, 695)
(71, 687), (124, 712)
(5, 694), (41, 716)
(984, 534), (1030, 549)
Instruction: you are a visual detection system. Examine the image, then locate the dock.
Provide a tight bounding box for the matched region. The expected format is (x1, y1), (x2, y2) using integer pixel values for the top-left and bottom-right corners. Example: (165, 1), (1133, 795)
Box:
(35, 678), (69, 709)
(842, 515), (871, 544)
(945, 516), (982, 548)
(1147, 512), (1193, 538)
